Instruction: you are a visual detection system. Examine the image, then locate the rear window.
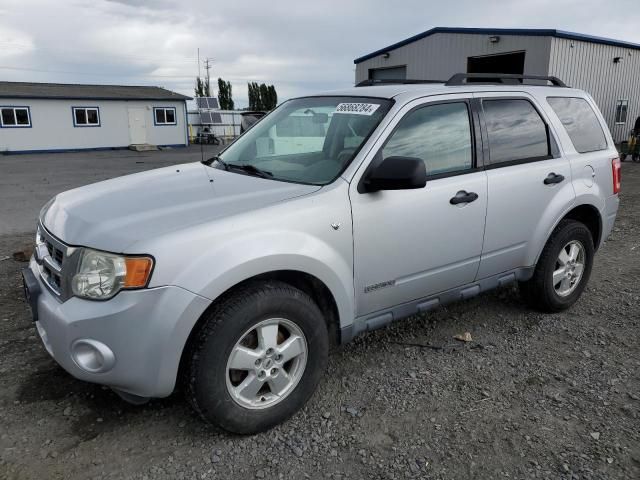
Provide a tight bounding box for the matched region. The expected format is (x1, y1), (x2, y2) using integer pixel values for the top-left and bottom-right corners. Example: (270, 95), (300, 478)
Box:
(547, 97), (607, 153)
(482, 99), (550, 164)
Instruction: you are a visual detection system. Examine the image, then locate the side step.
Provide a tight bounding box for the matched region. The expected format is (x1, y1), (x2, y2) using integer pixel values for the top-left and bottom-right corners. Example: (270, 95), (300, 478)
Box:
(341, 267), (534, 343)
(129, 143), (158, 152)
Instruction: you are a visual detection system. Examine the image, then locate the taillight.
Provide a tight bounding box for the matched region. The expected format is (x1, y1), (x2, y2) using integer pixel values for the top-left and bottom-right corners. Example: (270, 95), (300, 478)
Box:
(612, 157), (621, 194)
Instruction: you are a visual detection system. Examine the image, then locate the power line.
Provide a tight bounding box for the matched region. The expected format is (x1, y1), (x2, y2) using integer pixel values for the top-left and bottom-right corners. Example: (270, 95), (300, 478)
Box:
(0, 41), (199, 64)
(0, 65), (196, 79)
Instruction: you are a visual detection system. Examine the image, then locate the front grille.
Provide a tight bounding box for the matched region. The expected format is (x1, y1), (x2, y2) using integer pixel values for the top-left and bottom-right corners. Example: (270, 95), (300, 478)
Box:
(45, 240), (65, 264)
(35, 224), (73, 300)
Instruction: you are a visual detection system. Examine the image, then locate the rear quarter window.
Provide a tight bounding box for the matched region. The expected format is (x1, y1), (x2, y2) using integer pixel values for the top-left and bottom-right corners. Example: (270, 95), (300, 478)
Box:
(546, 97), (607, 153)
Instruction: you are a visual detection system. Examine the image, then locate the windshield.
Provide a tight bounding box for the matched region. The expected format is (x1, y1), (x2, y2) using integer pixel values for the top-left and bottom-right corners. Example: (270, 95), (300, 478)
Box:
(214, 96), (392, 185)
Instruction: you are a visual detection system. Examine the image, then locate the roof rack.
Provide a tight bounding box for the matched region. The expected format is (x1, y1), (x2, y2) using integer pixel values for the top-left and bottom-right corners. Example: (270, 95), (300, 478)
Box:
(445, 73), (568, 87)
(355, 78), (444, 87)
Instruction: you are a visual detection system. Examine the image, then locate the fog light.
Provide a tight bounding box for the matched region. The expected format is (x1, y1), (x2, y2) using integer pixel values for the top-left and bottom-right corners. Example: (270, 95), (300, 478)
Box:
(71, 339), (115, 373)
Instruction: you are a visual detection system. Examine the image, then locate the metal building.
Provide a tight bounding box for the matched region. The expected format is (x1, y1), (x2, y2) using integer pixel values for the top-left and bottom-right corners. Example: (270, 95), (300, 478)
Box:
(354, 27), (640, 142)
(0, 82), (191, 153)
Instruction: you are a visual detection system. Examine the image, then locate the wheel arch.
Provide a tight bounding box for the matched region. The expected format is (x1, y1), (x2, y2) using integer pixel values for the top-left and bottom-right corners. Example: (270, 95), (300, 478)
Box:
(562, 203), (602, 250)
(533, 202), (603, 267)
(177, 269), (342, 392)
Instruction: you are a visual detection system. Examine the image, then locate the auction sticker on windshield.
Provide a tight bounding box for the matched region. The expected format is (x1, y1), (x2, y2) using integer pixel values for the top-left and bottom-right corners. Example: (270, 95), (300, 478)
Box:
(334, 103), (380, 115)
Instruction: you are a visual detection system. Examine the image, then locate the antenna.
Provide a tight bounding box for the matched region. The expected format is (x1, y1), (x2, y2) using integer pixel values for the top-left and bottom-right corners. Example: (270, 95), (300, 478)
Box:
(199, 97), (205, 163)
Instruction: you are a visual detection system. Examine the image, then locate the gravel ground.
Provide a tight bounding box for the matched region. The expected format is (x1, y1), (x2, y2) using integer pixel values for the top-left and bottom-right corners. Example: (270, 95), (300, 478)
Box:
(0, 157), (638, 480)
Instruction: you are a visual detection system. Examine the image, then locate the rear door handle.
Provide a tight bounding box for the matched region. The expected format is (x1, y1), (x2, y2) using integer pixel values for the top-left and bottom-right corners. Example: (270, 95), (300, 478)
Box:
(450, 190), (479, 205)
(544, 172), (565, 185)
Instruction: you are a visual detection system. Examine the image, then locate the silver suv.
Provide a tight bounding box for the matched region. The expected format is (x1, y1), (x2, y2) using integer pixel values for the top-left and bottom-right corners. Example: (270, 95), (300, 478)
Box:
(23, 74), (620, 434)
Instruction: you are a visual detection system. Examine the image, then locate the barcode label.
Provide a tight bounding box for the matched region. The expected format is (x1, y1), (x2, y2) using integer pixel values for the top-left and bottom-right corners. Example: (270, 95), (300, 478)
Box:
(334, 103), (380, 115)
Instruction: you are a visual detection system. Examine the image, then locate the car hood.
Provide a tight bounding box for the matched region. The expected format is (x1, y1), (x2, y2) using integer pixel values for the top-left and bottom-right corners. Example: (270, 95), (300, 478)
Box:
(42, 162), (321, 252)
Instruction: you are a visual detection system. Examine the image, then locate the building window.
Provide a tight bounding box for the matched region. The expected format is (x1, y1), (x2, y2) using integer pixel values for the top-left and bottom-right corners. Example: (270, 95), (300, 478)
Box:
(615, 99), (629, 124)
(0, 107), (31, 127)
(154, 107), (177, 125)
(73, 107), (100, 127)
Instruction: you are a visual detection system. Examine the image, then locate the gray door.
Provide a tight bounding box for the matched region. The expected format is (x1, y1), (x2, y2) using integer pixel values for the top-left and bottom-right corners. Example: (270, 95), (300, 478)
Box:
(350, 96), (487, 316)
(475, 94), (575, 279)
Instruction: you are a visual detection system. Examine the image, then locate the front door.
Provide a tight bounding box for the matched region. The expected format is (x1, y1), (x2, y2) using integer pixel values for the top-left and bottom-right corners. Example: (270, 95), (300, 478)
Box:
(350, 97), (488, 316)
(128, 107), (147, 144)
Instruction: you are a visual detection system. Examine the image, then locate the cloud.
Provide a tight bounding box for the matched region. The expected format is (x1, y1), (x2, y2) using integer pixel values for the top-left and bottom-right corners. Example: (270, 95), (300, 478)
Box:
(0, 26), (34, 59)
(0, 0), (639, 107)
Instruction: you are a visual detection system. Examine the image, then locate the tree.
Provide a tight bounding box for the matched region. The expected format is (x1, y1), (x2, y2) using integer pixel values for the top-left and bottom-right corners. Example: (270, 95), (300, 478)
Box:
(259, 83), (269, 111)
(217, 78), (234, 110)
(247, 82), (278, 111)
(247, 82), (256, 110)
(248, 82), (261, 110)
(194, 76), (211, 97)
(267, 85), (278, 110)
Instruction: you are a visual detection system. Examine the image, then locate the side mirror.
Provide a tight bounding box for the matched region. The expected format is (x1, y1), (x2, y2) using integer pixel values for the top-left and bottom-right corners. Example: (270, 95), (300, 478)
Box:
(362, 156), (427, 192)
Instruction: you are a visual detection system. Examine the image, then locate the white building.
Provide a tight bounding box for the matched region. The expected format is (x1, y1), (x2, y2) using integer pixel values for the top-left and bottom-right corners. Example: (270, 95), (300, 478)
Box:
(0, 82), (191, 153)
(354, 27), (640, 142)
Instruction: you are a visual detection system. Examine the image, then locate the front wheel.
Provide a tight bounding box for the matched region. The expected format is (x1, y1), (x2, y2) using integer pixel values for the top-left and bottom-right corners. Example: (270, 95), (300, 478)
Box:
(185, 281), (329, 434)
(520, 219), (594, 313)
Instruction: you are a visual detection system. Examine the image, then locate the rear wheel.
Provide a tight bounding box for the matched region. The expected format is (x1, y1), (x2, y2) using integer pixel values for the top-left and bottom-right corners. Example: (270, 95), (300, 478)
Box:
(185, 281), (329, 434)
(520, 219), (594, 312)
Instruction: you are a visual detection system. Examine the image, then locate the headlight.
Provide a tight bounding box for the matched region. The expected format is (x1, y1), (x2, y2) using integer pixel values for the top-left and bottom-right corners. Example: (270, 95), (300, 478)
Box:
(72, 249), (154, 300)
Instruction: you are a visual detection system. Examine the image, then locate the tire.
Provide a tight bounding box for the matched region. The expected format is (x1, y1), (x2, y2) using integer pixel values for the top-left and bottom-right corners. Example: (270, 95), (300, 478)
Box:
(620, 153), (627, 162)
(185, 281), (329, 434)
(520, 219), (594, 313)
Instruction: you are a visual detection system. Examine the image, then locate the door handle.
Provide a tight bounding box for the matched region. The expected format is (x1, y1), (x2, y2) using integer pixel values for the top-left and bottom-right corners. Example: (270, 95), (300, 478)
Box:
(450, 190), (479, 205)
(544, 172), (565, 185)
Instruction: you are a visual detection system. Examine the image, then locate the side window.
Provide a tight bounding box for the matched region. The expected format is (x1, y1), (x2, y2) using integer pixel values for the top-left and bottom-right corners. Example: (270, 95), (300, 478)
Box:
(482, 99), (549, 164)
(382, 102), (473, 176)
(546, 97), (608, 154)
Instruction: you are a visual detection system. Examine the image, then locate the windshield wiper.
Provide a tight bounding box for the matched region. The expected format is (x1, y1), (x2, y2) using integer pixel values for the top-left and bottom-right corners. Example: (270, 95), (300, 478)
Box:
(226, 163), (273, 179)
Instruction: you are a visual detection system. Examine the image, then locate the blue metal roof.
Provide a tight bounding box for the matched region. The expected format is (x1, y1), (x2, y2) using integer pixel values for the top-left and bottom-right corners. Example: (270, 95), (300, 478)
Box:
(354, 27), (640, 64)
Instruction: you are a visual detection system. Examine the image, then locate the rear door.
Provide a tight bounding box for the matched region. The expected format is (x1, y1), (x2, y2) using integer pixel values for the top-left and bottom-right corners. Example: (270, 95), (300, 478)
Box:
(475, 93), (575, 279)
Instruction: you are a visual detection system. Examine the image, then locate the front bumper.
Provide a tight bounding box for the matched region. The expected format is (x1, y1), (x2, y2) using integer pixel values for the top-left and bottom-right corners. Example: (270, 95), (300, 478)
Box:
(26, 258), (211, 398)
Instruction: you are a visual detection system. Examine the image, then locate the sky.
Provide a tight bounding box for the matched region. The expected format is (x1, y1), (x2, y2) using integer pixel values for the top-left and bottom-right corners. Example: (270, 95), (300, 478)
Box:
(1, 0), (639, 108)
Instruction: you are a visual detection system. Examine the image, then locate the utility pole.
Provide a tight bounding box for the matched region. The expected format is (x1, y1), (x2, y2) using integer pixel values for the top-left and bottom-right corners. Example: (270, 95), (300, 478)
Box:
(204, 58), (213, 95)
(204, 58), (213, 85)
(197, 48), (201, 79)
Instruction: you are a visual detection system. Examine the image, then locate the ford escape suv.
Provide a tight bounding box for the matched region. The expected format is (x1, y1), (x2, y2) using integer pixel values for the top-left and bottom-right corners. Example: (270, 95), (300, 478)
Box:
(23, 74), (620, 434)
